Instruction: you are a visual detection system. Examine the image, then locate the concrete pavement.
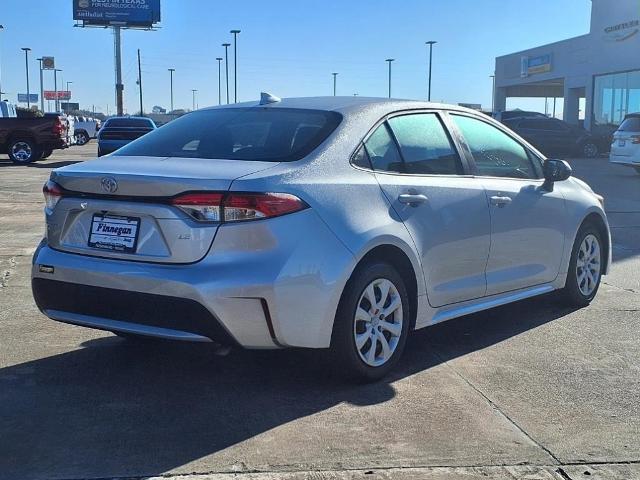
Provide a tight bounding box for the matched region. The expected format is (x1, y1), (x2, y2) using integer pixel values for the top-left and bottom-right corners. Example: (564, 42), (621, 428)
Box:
(0, 147), (638, 480)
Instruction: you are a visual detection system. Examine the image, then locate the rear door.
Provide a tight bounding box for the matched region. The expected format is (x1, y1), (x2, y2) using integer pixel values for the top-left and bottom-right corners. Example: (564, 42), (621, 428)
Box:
(450, 113), (566, 295)
(515, 118), (569, 156)
(366, 111), (491, 307)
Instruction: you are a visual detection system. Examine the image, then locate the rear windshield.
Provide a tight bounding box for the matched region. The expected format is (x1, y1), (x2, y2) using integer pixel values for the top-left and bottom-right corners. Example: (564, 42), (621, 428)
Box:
(106, 118), (154, 128)
(618, 117), (640, 132)
(113, 108), (343, 162)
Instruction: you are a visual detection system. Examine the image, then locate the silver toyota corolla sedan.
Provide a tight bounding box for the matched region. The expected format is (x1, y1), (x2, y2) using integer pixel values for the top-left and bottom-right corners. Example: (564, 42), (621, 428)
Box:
(32, 95), (611, 381)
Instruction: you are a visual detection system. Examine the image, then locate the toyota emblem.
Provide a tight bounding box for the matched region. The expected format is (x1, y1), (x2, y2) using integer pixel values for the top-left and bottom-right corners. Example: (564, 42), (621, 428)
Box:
(101, 177), (118, 194)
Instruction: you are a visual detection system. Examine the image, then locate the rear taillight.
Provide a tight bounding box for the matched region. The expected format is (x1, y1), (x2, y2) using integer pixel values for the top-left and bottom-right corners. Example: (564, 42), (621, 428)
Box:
(52, 117), (65, 136)
(43, 180), (64, 210)
(631, 135), (640, 144)
(170, 192), (308, 223)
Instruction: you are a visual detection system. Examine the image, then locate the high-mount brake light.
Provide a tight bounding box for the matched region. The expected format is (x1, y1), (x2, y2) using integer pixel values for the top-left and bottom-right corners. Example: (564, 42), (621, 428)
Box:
(170, 192), (308, 223)
(43, 180), (64, 210)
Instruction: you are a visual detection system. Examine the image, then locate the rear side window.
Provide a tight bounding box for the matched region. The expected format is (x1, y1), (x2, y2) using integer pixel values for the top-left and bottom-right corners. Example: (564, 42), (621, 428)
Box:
(113, 108), (342, 162)
(364, 124), (403, 173)
(619, 117), (640, 132)
(388, 113), (462, 175)
(106, 118), (154, 128)
(452, 115), (539, 179)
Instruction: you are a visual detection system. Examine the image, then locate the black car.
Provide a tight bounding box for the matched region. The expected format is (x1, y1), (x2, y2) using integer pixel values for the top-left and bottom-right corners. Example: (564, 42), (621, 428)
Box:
(503, 117), (600, 158)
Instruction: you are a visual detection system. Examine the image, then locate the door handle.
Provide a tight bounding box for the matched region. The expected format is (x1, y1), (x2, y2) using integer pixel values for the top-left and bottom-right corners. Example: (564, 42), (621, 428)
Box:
(398, 193), (428, 206)
(490, 195), (512, 207)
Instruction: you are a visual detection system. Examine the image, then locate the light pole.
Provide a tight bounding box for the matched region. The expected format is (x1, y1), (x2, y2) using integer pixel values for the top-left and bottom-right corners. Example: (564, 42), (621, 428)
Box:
(332, 72), (338, 96)
(37, 58), (44, 112)
(21, 47), (31, 109)
(216, 57), (223, 105)
(230, 30), (240, 103)
(191, 89), (198, 110)
(490, 74), (496, 113)
(168, 68), (175, 112)
(65, 81), (73, 113)
(385, 58), (394, 98)
(54, 69), (61, 112)
(425, 40), (437, 101)
(222, 43), (230, 104)
(0, 25), (4, 102)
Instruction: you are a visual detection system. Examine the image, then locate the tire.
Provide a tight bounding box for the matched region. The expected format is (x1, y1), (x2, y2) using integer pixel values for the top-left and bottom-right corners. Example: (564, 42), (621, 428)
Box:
(40, 149), (53, 159)
(75, 131), (89, 146)
(581, 141), (598, 158)
(329, 261), (411, 382)
(558, 222), (604, 307)
(634, 167), (640, 175)
(8, 139), (41, 164)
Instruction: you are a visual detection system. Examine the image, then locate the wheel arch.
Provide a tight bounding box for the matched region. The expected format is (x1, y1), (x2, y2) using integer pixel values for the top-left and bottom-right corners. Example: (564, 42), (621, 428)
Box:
(343, 242), (421, 332)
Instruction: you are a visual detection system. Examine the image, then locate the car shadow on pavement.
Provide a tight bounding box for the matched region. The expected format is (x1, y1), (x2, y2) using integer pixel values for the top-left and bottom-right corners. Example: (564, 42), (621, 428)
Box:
(0, 160), (81, 169)
(0, 294), (575, 480)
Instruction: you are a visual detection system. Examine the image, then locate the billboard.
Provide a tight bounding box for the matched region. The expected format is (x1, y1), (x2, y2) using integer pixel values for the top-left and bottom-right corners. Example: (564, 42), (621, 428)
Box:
(73, 0), (161, 27)
(61, 102), (80, 111)
(44, 91), (72, 101)
(42, 56), (55, 70)
(18, 93), (39, 103)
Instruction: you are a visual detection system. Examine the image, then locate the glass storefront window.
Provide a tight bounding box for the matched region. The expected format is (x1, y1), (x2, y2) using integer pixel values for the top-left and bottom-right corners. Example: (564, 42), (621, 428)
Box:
(593, 69), (640, 127)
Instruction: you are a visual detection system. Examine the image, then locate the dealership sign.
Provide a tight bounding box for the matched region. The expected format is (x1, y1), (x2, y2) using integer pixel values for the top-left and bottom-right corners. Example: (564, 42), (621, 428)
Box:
(73, 0), (161, 27)
(604, 19), (640, 42)
(42, 56), (55, 70)
(520, 54), (552, 77)
(17, 93), (39, 103)
(44, 91), (72, 101)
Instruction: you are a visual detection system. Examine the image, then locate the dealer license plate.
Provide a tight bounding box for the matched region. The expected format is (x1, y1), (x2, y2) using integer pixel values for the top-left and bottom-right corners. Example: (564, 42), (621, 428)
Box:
(88, 214), (140, 253)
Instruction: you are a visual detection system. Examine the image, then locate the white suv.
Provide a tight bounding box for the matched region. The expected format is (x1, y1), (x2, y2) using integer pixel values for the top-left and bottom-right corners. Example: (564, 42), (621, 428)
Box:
(610, 114), (640, 174)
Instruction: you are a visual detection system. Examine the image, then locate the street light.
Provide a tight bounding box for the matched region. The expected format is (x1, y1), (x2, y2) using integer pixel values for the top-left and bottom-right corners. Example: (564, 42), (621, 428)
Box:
(191, 89), (198, 111)
(490, 74), (496, 113)
(168, 68), (175, 112)
(332, 72), (338, 96)
(53, 69), (62, 112)
(21, 47), (31, 109)
(425, 41), (437, 101)
(0, 25), (4, 101)
(385, 58), (394, 98)
(65, 81), (73, 113)
(222, 43), (231, 104)
(36, 57), (44, 112)
(216, 57), (223, 105)
(230, 30), (240, 103)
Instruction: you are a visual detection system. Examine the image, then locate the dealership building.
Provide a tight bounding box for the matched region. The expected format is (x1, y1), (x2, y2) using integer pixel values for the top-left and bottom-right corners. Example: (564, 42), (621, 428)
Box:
(494, 0), (640, 133)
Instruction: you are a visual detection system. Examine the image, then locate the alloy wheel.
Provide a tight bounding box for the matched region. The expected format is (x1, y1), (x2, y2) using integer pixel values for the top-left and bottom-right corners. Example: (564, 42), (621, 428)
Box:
(353, 278), (403, 367)
(11, 142), (32, 162)
(583, 142), (598, 158)
(576, 233), (601, 296)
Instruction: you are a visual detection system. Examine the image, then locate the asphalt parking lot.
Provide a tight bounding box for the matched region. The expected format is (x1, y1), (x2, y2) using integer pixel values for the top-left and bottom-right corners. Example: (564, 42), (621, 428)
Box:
(0, 144), (639, 480)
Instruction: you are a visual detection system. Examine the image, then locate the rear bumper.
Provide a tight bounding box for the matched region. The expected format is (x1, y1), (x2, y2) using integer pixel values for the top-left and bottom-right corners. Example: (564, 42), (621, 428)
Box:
(609, 153), (640, 166)
(32, 209), (355, 349)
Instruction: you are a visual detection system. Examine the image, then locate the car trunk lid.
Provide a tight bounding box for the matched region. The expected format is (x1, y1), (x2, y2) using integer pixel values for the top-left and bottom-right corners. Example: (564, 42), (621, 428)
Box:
(46, 156), (279, 263)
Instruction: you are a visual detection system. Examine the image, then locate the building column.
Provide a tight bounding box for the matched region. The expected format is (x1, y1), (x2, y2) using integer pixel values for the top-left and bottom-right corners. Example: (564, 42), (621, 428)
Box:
(494, 87), (507, 113)
(563, 86), (580, 126)
(583, 77), (594, 131)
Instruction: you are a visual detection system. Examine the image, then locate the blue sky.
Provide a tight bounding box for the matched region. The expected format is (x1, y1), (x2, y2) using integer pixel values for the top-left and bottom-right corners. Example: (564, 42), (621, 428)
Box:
(1, 0), (592, 114)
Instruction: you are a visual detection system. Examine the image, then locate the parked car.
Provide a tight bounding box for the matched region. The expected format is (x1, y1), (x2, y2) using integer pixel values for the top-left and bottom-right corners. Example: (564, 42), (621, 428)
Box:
(73, 116), (101, 146)
(32, 96), (610, 381)
(97, 116), (156, 156)
(493, 110), (547, 122)
(503, 116), (601, 158)
(609, 113), (640, 174)
(0, 113), (71, 163)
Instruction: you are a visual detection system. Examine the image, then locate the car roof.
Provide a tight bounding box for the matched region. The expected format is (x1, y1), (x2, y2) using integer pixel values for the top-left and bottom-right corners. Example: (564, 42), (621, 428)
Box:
(200, 95), (479, 116)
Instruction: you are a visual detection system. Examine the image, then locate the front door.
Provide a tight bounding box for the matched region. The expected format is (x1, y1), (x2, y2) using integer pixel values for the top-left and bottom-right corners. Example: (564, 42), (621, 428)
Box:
(450, 113), (566, 295)
(364, 113), (491, 307)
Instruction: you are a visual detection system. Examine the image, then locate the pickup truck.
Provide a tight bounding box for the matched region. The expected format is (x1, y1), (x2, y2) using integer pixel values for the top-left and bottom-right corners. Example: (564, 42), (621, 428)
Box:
(73, 116), (101, 146)
(0, 115), (71, 164)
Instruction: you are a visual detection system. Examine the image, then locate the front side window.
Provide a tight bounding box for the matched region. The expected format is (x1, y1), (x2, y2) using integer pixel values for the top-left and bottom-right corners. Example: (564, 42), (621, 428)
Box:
(114, 108), (342, 162)
(451, 115), (539, 179)
(387, 113), (463, 175)
(363, 123), (403, 173)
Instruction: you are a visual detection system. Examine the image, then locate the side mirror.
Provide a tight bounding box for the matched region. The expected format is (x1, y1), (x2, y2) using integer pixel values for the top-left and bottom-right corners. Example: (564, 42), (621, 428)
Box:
(542, 159), (572, 191)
